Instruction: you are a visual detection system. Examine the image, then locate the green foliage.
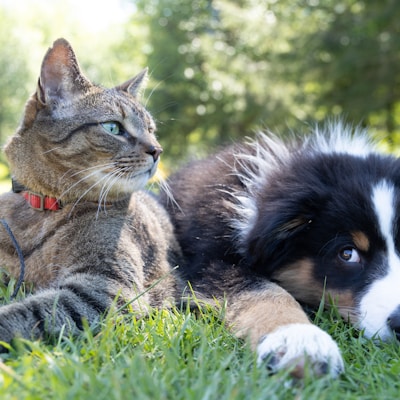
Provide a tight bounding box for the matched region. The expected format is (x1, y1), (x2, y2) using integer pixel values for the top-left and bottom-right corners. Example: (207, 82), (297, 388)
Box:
(130, 0), (400, 165)
(286, 0), (400, 148)
(0, 8), (32, 161)
(1, 1), (400, 168)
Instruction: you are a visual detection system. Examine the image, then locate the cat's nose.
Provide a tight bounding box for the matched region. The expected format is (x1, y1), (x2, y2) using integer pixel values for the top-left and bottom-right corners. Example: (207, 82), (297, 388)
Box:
(146, 145), (163, 161)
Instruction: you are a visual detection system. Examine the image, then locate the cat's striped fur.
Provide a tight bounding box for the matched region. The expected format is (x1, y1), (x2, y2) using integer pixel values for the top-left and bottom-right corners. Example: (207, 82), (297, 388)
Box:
(0, 38), (182, 347)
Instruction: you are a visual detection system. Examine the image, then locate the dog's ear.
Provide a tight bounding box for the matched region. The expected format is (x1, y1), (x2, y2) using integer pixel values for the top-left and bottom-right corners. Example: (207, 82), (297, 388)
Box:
(244, 191), (326, 275)
(246, 213), (312, 274)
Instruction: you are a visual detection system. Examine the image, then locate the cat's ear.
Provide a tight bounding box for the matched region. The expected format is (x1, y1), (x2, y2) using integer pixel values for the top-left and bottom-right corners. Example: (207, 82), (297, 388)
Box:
(37, 38), (91, 106)
(115, 68), (148, 98)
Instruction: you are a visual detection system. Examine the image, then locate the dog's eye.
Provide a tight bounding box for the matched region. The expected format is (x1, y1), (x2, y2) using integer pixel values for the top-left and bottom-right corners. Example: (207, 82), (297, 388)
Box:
(339, 247), (361, 263)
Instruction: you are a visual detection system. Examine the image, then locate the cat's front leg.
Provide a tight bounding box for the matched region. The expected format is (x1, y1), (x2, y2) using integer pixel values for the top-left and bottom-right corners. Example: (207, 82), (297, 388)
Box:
(0, 288), (81, 347)
(225, 281), (344, 378)
(0, 272), (136, 349)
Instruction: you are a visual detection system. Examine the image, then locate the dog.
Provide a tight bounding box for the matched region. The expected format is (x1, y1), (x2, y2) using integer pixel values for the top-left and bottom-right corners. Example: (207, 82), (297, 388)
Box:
(160, 121), (400, 378)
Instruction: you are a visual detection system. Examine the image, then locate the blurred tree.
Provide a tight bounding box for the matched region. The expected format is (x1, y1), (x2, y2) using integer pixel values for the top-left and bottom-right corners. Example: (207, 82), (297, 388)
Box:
(0, 8), (32, 160)
(1, 0), (400, 170)
(131, 0), (400, 164)
(288, 0), (400, 149)
(134, 0), (219, 160)
(134, 0), (296, 162)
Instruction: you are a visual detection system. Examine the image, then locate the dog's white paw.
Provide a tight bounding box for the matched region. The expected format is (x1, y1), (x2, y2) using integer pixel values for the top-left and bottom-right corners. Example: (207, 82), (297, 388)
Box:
(257, 323), (344, 378)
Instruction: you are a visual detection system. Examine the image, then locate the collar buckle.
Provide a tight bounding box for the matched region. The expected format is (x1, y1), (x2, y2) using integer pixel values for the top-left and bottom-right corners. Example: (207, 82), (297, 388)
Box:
(24, 191), (44, 211)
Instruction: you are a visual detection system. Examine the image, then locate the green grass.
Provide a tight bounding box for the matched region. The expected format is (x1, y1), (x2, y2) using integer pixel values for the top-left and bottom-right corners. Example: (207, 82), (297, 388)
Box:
(0, 279), (399, 400)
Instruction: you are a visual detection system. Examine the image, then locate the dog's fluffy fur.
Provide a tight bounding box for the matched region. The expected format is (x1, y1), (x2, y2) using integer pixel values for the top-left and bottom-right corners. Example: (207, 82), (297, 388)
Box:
(161, 121), (400, 377)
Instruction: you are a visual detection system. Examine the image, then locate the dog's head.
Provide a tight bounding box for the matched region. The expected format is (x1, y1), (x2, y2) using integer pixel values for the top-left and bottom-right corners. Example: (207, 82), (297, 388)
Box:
(244, 148), (400, 341)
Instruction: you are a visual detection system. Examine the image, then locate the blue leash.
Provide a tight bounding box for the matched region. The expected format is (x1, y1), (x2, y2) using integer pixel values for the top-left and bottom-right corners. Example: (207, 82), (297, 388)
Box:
(0, 219), (25, 299)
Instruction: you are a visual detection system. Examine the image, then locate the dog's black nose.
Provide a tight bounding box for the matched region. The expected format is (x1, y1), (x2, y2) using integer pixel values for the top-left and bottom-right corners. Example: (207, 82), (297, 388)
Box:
(388, 307), (400, 340)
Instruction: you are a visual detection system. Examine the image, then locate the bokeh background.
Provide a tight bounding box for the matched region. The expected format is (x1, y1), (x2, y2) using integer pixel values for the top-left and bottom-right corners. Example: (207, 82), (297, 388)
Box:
(0, 0), (399, 178)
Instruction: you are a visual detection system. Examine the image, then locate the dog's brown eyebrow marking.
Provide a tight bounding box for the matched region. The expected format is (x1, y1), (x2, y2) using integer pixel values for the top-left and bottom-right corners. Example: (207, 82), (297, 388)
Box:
(351, 231), (370, 252)
(278, 217), (312, 236)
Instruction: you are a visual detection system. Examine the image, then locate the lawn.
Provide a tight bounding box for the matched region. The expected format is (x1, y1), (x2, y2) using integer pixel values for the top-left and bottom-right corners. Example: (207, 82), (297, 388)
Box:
(0, 278), (399, 400)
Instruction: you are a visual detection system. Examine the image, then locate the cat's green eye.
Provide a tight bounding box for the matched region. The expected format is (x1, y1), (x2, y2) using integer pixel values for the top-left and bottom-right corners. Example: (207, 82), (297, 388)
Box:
(101, 122), (121, 135)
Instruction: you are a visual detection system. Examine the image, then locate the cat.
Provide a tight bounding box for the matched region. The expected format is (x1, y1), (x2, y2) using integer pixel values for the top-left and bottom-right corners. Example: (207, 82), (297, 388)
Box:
(0, 38), (183, 347)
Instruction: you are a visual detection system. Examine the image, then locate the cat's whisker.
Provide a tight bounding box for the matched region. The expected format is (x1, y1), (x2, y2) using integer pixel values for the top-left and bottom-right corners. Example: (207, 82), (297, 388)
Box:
(65, 163), (115, 179)
(60, 166), (107, 188)
(41, 146), (63, 155)
(97, 183), (114, 218)
(97, 174), (112, 207)
(109, 169), (130, 198)
(151, 101), (179, 116)
(71, 162), (114, 178)
(60, 168), (74, 181)
(60, 166), (112, 200)
(103, 171), (123, 202)
(144, 79), (164, 108)
(152, 169), (182, 212)
(99, 169), (133, 217)
(97, 170), (122, 217)
(162, 181), (182, 212)
(67, 172), (113, 216)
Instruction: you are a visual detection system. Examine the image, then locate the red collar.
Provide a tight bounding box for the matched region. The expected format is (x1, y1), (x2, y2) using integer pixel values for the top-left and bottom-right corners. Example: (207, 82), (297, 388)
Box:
(22, 191), (61, 211)
(12, 179), (62, 211)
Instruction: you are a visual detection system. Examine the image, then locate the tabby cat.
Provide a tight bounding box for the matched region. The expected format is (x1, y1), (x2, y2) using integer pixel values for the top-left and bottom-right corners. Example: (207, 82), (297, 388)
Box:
(0, 38), (182, 346)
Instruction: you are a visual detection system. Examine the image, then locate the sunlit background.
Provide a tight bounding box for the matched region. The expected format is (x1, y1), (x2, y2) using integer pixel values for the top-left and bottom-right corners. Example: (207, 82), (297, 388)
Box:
(0, 0), (399, 186)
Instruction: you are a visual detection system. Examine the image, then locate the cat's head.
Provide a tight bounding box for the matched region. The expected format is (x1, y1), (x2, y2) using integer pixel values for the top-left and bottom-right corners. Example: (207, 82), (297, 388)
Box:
(5, 38), (162, 204)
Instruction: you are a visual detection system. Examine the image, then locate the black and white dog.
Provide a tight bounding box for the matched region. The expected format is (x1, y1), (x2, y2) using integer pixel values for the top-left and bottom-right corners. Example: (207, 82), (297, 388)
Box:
(161, 121), (400, 377)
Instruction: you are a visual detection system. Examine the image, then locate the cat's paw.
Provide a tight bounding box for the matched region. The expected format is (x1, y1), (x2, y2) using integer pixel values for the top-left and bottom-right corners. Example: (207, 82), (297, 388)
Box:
(257, 323), (344, 378)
